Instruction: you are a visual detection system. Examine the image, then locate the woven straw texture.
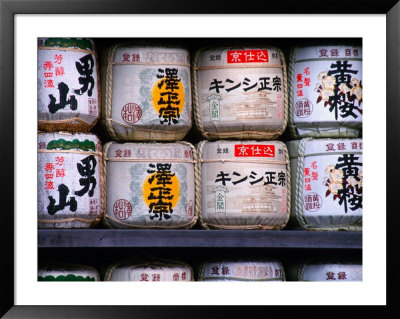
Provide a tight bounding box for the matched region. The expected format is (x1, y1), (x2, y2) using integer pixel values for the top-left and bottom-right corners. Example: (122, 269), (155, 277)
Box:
(102, 141), (199, 229)
(38, 41), (101, 133)
(192, 46), (288, 140)
(37, 131), (105, 229)
(196, 140), (291, 230)
(288, 137), (362, 231)
(100, 43), (191, 142)
(287, 46), (362, 139)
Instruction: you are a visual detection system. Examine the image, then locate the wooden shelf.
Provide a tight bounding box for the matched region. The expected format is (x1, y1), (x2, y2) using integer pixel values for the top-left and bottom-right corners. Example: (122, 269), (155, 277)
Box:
(38, 229), (361, 249)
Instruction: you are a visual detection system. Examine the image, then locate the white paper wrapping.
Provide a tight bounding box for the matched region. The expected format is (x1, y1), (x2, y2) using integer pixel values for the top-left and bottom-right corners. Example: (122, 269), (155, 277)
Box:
(104, 142), (196, 228)
(38, 38), (100, 130)
(299, 262), (362, 281)
(38, 132), (103, 228)
(38, 264), (100, 281)
(106, 261), (193, 281)
(193, 46), (286, 139)
(289, 45), (362, 138)
(287, 138), (362, 230)
(198, 140), (289, 229)
(102, 45), (192, 141)
(198, 260), (285, 281)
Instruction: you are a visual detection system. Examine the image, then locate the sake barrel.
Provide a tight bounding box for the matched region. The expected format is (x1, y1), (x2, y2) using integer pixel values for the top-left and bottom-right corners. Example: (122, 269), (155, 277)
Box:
(100, 44), (192, 141)
(38, 38), (101, 132)
(104, 259), (194, 281)
(297, 260), (362, 281)
(197, 140), (290, 230)
(192, 46), (288, 140)
(38, 131), (104, 228)
(198, 260), (285, 281)
(103, 141), (198, 229)
(38, 263), (101, 281)
(287, 138), (362, 231)
(288, 45), (362, 138)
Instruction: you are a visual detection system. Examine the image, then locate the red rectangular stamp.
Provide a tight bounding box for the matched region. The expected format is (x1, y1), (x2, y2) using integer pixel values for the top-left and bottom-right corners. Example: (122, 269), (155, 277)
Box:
(227, 50), (269, 63)
(234, 144), (275, 157)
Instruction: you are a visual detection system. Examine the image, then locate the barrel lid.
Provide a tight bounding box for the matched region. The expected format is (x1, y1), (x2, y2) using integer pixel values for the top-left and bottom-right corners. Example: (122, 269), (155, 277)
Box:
(293, 45), (363, 61)
(37, 131), (101, 153)
(287, 137), (362, 159)
(38, 38), (95, 51)
(105, 141), (194, 161)
(112, 45), (190, 64)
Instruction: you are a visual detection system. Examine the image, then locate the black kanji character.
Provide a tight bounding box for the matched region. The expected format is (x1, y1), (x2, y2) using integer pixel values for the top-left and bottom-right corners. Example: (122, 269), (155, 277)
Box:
(47, 184), (77, 215)
(74, 54), (95, 96)
(48, 82), (78, 114)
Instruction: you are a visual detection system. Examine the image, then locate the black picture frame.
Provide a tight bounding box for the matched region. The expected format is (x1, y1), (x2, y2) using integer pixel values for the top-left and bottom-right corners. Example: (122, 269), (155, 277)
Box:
(1, 0), (398, 317)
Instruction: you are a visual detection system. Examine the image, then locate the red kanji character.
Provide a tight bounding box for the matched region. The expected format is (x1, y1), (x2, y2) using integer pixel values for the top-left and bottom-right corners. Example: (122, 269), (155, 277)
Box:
(43, 61), (53, 70)
(305, 184), (312, 191)
(44, 80), (55, 88)
(54, 54), (63, 64)
(221, 267), (230, 275)
(337, 143), (346, 151)
(140, 273), (149, 281)
(319, 49), (328, 57)
(181, 272), (187, 281)
(152, 274), (160, 281)
(275, 269), (281, 277)
(338, 272), (347, 280)
(353, 49), (359, 57)
(45, 174), (54, 179)
(44, 163), (55, 172)
(55, 67), (65, 76)
(304, 168), (310, 176)
(311, 161), (317, 169)
(44, 72), (53, 78)
(345, 49), (352, 57)
(351, 142), (358, 150)
(211, 266), (219, 275)
(326, 272), (336, 280)
(326, 143), (335, 151)
(123, 149), (131, 157)
(304, 78), (311, 87)
(38, 142), (46, 150)
(115, 149), (122, 157)
(296, 73), (303, 82)
(173, 273), (179, 281)
(297, 90), (303, 97)
(330, 49), (339, 57)
(44, 180), (55, 190)
(297, 84), (303, 89)
(311, 172), (318, 181)
(304, 177), (311, 183)
(304, 67), (310, 75)
(56, 169), (66, 178)
(55, 156), (64, 166)
(122, 53), (130, 62)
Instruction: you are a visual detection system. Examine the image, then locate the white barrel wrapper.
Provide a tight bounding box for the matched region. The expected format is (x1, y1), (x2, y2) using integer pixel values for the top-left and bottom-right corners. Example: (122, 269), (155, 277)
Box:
(38, 264), (101, 281)
(104, 142), (197, 228)
(299, 261), (362, 281)
(287, 138), (362, 230)
(38, 38), (100, 131)
(105, 260), (193, 281)
(193, 46), (287, 139)
(198, 140), (290, 229)
(38, 132), (103, 228)
(198, 260), (285, 281)
(101, 45), (192, 141)
(289, 45), (362, 138)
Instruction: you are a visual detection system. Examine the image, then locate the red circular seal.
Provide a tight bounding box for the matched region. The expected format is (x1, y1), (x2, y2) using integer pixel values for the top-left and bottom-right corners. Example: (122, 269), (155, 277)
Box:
(303, 192), (322, 212)
(121, 103), (142, 124)
(113, 199), (132, 220)
(295, 98), (313, 118)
